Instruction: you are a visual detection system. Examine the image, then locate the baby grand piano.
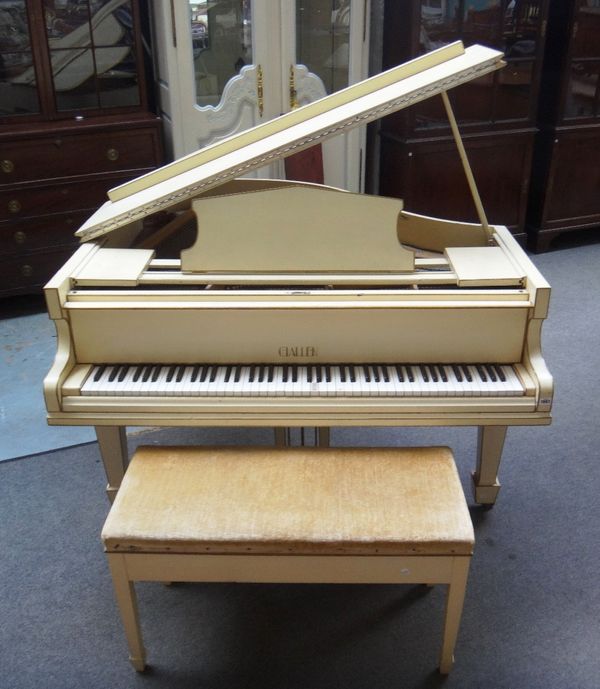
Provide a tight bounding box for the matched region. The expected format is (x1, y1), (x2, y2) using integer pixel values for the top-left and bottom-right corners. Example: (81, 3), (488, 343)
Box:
(43, 41), (552, 506)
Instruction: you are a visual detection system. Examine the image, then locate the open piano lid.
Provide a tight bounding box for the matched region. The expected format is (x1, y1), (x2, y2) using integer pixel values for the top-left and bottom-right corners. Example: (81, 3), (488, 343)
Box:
(75, 41), (505, 243)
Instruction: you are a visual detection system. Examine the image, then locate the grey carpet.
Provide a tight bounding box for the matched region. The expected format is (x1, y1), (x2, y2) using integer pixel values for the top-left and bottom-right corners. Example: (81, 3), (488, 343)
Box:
(1, 239), (599, 688)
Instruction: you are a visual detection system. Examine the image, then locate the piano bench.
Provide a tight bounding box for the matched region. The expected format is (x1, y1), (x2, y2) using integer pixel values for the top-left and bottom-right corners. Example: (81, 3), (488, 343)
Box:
(101, 445), (474, 674)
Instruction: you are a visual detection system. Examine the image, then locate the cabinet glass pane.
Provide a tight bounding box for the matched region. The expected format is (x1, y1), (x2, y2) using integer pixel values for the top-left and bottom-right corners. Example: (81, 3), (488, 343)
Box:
(462, 1), (503, 48)
(189, 0), (252, 107)
(495, 59), (533, 119)
(503, 1), (541, 58)
(97, 46), (139, 107)
(45, 0), (140, 112)
(572, 1), (600, 60)
(0, 1), (39, 115)
(419, 0), (461, 51)
(565, 61), (599, 119)
(296, 0), (351, 94)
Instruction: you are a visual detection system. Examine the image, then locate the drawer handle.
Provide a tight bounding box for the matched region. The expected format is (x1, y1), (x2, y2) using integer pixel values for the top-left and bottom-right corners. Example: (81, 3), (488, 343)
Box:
(14, 230), (26, 244)
(1, 159), (14, 173)
(8, 199), (21, 213)
(21, 264), (33, 278)
(106, 147), (119, 161)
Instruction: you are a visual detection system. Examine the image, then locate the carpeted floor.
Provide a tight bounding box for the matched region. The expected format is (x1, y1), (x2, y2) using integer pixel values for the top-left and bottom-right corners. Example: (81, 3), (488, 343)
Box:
(1, 238), (599, 688)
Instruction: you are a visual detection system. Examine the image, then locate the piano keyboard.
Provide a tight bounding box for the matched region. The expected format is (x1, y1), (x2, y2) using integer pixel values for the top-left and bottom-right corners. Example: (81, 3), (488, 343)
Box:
(80, 363), (524, 398)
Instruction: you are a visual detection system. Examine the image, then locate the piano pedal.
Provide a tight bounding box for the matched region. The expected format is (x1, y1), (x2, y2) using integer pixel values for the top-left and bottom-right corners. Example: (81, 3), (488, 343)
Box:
(272, 427), (330, 447)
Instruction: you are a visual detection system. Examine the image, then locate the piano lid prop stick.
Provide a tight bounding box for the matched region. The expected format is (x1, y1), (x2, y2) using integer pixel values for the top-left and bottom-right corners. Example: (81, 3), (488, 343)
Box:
(440, 90), (492, 242)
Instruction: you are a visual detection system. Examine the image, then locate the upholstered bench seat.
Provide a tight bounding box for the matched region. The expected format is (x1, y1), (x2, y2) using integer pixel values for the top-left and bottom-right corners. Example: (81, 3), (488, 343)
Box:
(102, 445), (474, 674)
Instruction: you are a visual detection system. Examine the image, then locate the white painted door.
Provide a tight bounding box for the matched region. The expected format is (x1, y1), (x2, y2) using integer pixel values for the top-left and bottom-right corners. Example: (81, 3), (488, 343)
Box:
(151, 0), (369, 190)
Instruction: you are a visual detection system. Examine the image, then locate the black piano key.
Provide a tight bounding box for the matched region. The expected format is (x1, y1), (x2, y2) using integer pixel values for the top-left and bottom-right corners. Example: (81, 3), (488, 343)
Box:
(248, 366), (256, 383)
(339, 366), (347, 383)
(267, 366), (274, 383)
(451, 364), (463, 383)
(371, 365), (380, 383)
(176, 365), (186, 383)
(395, 365), (404, 382)
(363, 365), (371, 383)
(190, 365), (200, 382)
(307, 367), (313, 383)
(282, 366), (289, 383)
(349, 366), (356, 383)
(165, 365), (176, 383)
(316, 367), (322, 383)
(151, 365), (161, 383)
(108, 366), (119, 383)
(485, 364), (497, 382)
(325, 366), (332, 383)
(381, 366), (390, 383)
(224, 366), (233, 383)
(117, 365), (129, 383)
(494, 364), (506, 382)
(405, 365), (415, 383)
(461, 365), (473, 382)
(419, 365), (429, 383)
(209, 366), (218, 383)
(93, 365), (107, 382)
(292, 366), (298, 383)
(429, 365), (439, 383)
(234, 366), (242, 383)
(475, 364), (488, 382)
(141, 365), (152, 383)
(199, 366), (209, 383)
(437, 365), (448, 383)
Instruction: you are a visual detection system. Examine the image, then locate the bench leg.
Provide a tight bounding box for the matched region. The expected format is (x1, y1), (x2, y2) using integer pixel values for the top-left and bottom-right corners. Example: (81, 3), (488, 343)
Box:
(439, 557), (471, 674)
(107, 553), (146, 671)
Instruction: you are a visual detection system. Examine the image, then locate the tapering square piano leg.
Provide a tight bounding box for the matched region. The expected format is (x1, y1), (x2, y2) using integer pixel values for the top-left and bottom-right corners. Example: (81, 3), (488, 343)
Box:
(472, 426), (506, 507)
(95, 426), (128, 503)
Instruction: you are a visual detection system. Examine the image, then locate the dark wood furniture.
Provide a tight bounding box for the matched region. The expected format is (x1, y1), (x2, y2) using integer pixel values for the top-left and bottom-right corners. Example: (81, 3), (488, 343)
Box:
(377, 0), (548, 243)
(0, 0), (162, 297)
(527, 1), (600, 251)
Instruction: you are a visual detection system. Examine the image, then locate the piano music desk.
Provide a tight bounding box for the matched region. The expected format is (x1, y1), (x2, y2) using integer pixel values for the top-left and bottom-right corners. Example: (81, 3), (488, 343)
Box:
(102, 445), (474, 674)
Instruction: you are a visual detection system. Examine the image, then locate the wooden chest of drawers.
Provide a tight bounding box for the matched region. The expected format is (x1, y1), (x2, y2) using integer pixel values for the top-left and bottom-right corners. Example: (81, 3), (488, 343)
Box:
(0, 115), (163, 297)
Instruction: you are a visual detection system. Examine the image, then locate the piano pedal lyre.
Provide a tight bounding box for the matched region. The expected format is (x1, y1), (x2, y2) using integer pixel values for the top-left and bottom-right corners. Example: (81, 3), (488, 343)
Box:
(273, 428), (330, 447)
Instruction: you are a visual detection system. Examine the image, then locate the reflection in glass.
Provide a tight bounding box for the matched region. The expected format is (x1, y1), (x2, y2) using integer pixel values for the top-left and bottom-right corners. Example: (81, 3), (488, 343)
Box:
(45, 0), (139, 112)
(98, 46), (139, 107)
(572, 0), (600, 60)
(495, 60), (533, 120)
(296, 0), (350, 94)
(415, 0), (541, 128)
(0, 1), (39, 115)
(189, 1), (252, 107)
(565, 61), (599, 119)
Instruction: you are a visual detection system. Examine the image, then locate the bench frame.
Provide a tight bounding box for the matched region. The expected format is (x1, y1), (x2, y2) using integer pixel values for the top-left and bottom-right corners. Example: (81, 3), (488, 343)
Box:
(107, 550), (471, 674)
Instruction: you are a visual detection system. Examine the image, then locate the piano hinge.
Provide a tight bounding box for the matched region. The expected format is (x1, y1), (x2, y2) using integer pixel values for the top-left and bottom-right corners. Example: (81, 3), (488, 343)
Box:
(289, 65), (299, 110)
(257, 65), (264, 117)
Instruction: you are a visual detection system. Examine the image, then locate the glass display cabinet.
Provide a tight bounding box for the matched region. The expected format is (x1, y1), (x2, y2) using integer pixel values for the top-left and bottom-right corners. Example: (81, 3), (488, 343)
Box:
(527, 0), (600, 251)
(376, 0), (549, 241)
(0, 0), (162, 296)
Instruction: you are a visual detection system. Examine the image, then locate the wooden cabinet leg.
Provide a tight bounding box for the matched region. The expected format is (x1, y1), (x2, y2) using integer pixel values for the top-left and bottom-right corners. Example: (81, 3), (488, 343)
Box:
(472, 426), (507, 506)
(95, 426), (128, 503)
(107, 554), (146, 671)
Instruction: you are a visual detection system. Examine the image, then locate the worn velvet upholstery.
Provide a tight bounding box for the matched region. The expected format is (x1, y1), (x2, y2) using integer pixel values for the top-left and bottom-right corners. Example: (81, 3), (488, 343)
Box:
(102, 445), (474, 556)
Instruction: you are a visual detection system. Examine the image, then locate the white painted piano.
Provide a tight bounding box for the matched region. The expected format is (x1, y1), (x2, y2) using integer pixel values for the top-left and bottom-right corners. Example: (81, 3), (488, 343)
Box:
(43, 41), (553, 506)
